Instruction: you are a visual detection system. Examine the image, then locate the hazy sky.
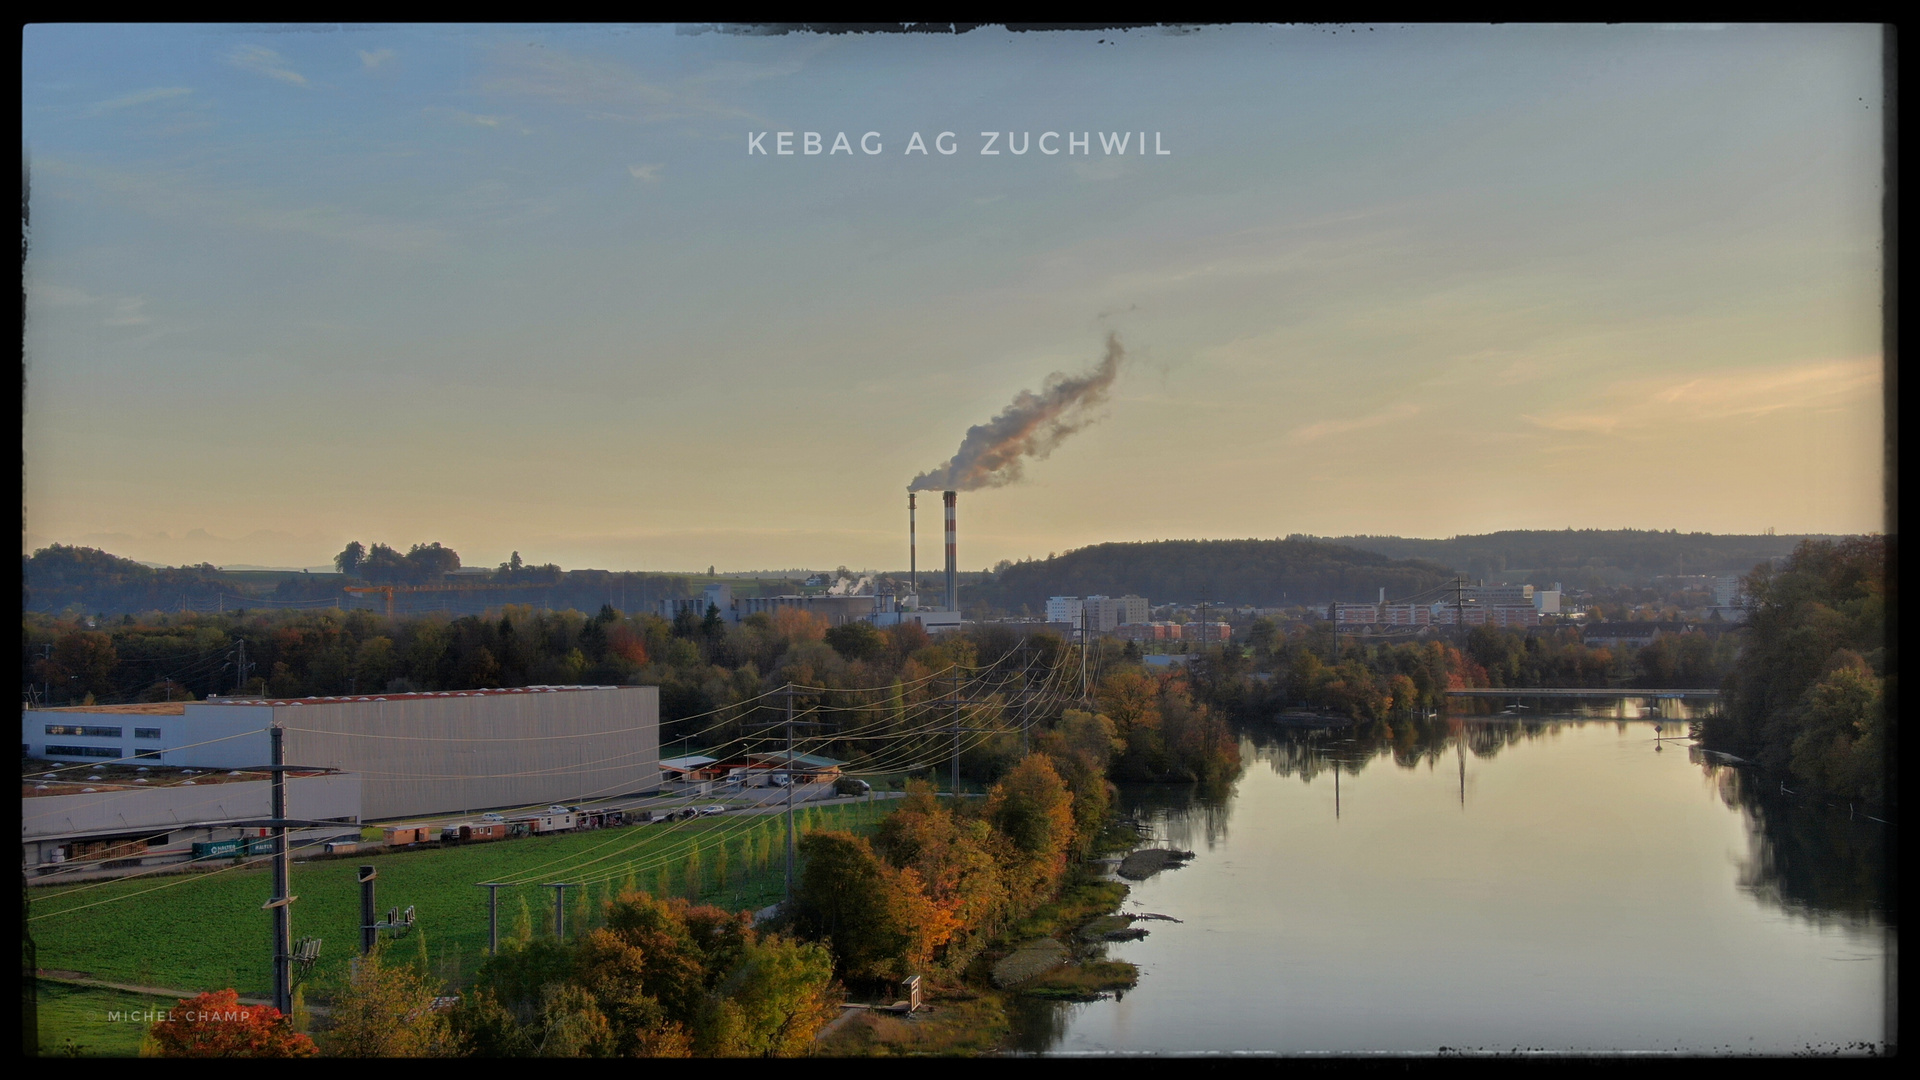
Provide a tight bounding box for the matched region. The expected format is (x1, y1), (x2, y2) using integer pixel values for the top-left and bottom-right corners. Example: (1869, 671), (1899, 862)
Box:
(22, 24), (1886, 572)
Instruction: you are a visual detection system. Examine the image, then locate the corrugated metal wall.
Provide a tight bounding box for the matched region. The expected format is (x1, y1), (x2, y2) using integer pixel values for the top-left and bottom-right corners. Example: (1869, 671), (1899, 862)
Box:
(23, 773), (362, 840)
(277, 687), (659, 820)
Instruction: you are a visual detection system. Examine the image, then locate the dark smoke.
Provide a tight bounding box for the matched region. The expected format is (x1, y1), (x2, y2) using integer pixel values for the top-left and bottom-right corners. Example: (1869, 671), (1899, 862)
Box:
(909, 333), (1125, 492)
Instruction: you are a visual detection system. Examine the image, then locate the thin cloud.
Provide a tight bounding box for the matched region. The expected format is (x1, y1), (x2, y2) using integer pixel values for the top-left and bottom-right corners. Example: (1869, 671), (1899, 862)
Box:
(424, 106), (530, 134)
(485, 43), (753, 123)
(229, 45), (308, 87)
(1524, 358), (1881, 435)
(88, 86), (192, 115)
(103, 297), (151, 327)
(1290, 402), (1422, 444)
(359, 48), (395, 69)
(35, 156), (446, 255)
(627, 163), (663, 182)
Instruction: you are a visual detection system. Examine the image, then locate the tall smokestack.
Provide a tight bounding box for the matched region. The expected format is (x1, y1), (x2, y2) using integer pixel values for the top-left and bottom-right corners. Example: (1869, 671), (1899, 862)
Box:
(908, 491), (917, 609)
(944, 490), (957, 613)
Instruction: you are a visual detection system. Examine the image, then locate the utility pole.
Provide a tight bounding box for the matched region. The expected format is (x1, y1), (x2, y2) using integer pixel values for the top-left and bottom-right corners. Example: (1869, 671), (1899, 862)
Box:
(939, 670), (996, 799)
(267, 723), (293, 1015)
(360, 866), (378, 954)
(545, 883), (576, 941)
(1331, 601), (1339, 664)
(475, 883), (504, 955)
(784, 682), (795, 904)
(750, 682), (837, 907)
(1079, 605), (1090, 704)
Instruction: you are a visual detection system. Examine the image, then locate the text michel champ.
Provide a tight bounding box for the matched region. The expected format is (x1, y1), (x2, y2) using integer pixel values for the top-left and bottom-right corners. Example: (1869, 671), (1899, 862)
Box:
(748, 131), (1172, 156)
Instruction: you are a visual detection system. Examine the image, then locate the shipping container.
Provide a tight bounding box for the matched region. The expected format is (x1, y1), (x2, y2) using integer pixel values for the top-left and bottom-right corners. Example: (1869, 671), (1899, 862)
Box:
(382, 824), (435, 846)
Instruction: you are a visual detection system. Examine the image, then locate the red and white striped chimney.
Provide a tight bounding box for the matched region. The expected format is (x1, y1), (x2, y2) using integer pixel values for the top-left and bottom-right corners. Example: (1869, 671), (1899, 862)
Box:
(943, 490), (957, 612)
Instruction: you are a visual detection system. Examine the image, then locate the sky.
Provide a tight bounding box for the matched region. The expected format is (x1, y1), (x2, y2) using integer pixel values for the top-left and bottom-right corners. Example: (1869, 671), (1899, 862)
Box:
(22, 24), (1887, 572)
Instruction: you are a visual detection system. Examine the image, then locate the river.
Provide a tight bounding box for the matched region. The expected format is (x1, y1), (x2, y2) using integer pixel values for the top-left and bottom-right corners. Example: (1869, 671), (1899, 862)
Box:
(1010, 715), (1894, 1055)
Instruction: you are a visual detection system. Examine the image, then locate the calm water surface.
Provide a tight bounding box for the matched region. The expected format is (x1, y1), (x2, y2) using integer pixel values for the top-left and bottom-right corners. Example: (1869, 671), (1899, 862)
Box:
(1018, 717), (1893, 1055)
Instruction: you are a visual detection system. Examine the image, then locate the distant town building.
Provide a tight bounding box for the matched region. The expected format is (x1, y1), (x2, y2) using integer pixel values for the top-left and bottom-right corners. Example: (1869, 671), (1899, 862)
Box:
(659, 583), (734, 621)
(1712, 575), (1747, 622)
(1046, 595), (1148, 631)
(1535, 584), (1563, 614)
(1333, 603), (1540, 628)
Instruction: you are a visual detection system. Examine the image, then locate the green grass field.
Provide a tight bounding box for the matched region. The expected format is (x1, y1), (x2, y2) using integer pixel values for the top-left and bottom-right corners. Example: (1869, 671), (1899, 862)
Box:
(28, 981), (177, 1057)
(29, 799), (892, 1002)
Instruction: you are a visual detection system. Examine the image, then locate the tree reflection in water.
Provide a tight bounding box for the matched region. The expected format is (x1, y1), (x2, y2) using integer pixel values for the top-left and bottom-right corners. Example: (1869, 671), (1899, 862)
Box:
(1242, 715), (1892, 926)
(1697, 750), (1894, 925)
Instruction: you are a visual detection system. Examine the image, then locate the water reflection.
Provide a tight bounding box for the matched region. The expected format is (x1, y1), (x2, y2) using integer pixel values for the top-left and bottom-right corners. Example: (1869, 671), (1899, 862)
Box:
(1696, 752), (1895, 925)
(1114, 780), (1234, 853)
(1240, 715), (1891, 926)
(1008, 715), (1892, 1054)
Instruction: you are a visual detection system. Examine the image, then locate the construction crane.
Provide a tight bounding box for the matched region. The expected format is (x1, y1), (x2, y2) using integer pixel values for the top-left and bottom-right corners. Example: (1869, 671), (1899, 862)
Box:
(343, 581), (554, 618)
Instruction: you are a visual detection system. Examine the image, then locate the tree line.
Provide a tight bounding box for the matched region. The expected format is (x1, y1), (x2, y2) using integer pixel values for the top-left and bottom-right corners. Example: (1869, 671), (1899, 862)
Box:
(1702, 536), (1889, 806)
(971, 537), (1456, 615)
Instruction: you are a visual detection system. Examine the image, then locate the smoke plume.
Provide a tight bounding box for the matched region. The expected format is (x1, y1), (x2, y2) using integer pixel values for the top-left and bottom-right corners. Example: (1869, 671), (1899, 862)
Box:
(909, 333), (1125, 492)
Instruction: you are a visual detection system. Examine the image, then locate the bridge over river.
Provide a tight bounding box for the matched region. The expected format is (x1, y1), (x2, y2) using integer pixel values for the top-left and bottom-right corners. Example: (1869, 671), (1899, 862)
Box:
(1445, 688), (1721, 700)
(1445, 687), (1721, 716)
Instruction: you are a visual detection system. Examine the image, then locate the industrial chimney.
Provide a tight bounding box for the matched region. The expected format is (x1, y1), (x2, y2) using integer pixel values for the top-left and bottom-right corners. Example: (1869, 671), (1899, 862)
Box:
(943, 490), (957, 613)
(908, 491), (918, 610)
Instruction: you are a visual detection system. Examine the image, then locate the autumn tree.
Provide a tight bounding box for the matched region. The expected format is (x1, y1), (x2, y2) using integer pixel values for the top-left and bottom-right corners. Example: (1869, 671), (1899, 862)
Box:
(44, 630), (117, 702)
(792, 831), (938, 983)
(145, 989), (317, 1058)
(321, 944), (454, 1057)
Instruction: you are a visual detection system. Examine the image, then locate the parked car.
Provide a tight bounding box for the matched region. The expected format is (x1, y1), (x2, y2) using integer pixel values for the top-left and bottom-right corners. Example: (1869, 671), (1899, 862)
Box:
(547, 805), (571, 814)
(833, 777), (872, 797)
(480, 813), (506, 822)
(699, 804), (729, 816)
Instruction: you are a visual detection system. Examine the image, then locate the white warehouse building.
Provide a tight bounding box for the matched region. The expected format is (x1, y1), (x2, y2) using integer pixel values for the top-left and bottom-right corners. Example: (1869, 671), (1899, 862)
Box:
(23, 684), (661, 821)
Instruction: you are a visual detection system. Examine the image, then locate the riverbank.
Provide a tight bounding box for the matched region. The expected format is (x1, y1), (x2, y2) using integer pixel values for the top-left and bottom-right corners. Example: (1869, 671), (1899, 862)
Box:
(815, 864), (1144, 1055)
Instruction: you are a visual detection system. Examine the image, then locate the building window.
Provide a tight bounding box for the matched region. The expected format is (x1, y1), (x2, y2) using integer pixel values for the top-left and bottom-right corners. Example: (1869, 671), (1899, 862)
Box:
(135, 748), (164, 760)
(135, 728), (163, 740)
(45, 724), (123, 738)
(46, 745), (121, 759)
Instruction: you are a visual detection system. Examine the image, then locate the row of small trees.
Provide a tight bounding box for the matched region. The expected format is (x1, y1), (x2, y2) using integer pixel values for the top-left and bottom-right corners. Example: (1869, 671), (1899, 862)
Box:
(791, 723), (1116, 988)
(142, 891), (841, 1058)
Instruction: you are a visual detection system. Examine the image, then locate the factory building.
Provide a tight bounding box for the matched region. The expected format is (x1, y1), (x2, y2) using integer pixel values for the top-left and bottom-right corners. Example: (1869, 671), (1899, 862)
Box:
(23, 684), (660, 821)
(1046, 595), (1149, 632)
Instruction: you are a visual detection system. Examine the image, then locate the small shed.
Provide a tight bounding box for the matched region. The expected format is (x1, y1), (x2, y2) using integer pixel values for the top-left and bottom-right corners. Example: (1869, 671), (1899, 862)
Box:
(744, 752), (846, 784)
(660, 755), (725, 782)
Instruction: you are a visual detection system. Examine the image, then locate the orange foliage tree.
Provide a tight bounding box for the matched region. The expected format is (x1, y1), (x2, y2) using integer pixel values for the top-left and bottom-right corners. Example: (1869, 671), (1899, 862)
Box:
(146, 989), (317, 1058)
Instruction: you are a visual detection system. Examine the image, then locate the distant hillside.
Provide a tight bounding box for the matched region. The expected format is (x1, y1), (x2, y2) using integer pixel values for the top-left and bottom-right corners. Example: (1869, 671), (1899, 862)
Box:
(22, 544), (801, 619)
(1317, 530), (1838, 588)
(967, 538), (1456, 614)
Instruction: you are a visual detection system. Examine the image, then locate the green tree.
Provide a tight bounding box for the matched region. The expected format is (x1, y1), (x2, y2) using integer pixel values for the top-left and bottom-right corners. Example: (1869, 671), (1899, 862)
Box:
(792, 831), (936, 983)
(334, 541), (367, 576)
(1709, 536), (1888, 802)
(45, 630), (117, 702)
(322, 945), (454, 1057)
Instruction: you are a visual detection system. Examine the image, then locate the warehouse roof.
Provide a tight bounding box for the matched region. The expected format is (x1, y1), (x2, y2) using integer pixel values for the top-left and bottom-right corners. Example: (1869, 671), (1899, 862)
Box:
(197, 685), (625, 707)
(35, 701), (188, 715)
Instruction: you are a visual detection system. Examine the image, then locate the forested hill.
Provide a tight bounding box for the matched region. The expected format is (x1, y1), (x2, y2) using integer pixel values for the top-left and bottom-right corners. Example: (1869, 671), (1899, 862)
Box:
(22, 545), (736, 619)
(969, 539), (1455, 614)
(1316, 530), (1839, 587)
